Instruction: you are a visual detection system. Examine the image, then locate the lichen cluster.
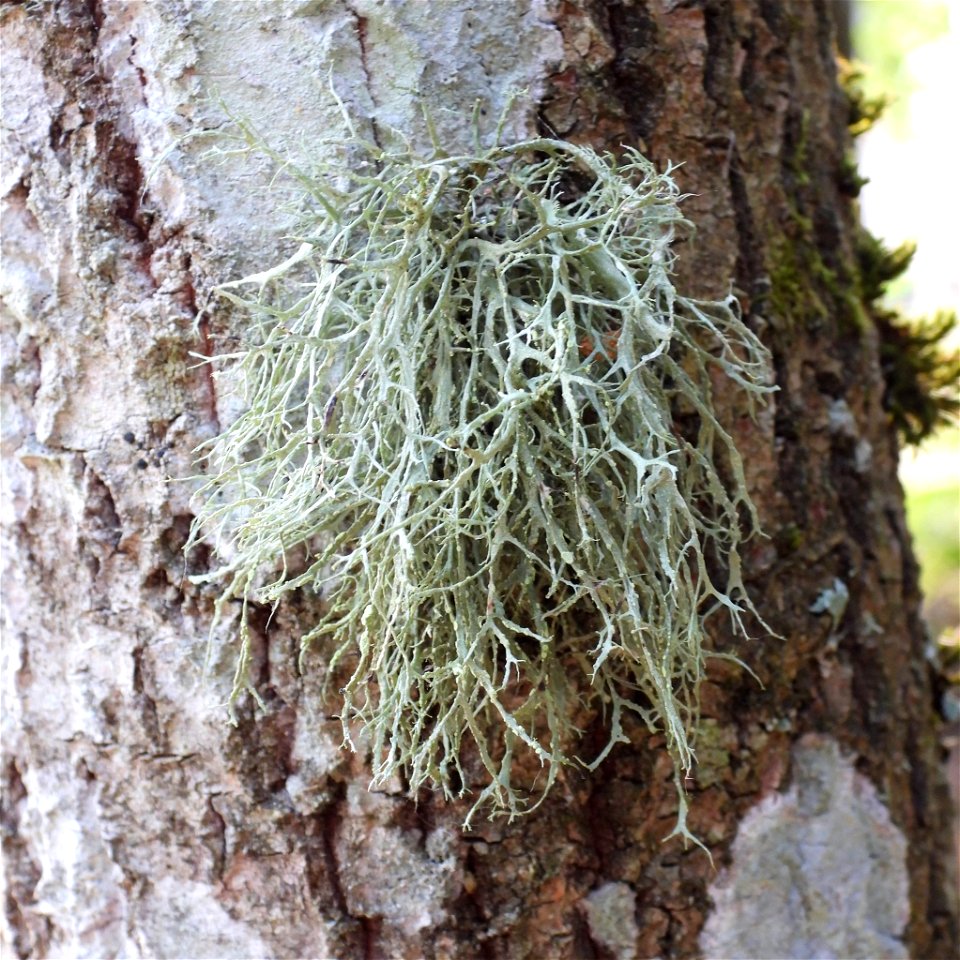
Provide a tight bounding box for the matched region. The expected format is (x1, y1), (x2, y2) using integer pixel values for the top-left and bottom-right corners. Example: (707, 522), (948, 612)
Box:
(189, 127), (772, 829)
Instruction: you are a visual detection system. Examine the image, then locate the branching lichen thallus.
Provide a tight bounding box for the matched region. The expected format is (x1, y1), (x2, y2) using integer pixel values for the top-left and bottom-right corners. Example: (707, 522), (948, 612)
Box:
(188, 131), (774, 841)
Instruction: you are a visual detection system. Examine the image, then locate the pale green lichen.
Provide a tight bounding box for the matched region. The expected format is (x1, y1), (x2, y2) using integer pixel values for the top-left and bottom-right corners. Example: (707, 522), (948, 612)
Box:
(188, 120), (772, 832)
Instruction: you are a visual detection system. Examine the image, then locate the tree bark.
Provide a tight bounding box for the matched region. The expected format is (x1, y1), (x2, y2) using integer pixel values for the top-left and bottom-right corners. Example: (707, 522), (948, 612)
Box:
(1, 2), (955, 959)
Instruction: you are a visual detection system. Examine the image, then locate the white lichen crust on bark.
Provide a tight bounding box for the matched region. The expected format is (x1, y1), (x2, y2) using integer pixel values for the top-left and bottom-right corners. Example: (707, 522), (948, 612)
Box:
(1, 2), (561, 957)
(581, 882), (641, 960)
(700, 735), (910, 960)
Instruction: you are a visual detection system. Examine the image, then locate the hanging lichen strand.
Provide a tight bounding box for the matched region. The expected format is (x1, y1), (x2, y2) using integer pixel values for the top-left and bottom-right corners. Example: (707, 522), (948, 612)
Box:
(189, 130), (772, 832)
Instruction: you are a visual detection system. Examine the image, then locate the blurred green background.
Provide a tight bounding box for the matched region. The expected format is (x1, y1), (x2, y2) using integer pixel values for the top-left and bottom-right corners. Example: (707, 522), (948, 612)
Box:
(853, 0), (959, 649)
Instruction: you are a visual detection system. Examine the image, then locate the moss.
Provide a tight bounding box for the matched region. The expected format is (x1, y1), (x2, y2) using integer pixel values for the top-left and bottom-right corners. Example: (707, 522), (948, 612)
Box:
(768, 240), (823, 329)
(836, 61), (958, 446)
(767, 108), (863, 336)
(837, 58), (888, 139)
(767, 230), (850, 333)
(855, 229), (915, 304)
(766, 64), (958, 432)
(776, 524), (805, 554)
(875, 310), (959, 445)
(838, 153), (869, 199)
(768, 57), (959, 445)
(785, 109), (811, 189)
(188, 119), (773, 833)
(855, 229), (959, 445)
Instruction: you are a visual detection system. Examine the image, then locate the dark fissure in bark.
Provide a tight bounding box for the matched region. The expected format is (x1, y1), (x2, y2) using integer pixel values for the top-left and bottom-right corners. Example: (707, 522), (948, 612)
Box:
(604, 0), (664, 146)
(1, 760), (51, 960)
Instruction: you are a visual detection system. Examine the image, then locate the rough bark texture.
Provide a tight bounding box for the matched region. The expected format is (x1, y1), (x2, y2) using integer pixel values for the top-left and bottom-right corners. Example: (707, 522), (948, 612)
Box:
(1, 2), (955, 959)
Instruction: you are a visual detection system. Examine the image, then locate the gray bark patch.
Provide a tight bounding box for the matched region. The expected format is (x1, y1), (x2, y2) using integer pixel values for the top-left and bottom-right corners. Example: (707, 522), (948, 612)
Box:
(582, 882), (640, 960)
(700, 735), (909, 960)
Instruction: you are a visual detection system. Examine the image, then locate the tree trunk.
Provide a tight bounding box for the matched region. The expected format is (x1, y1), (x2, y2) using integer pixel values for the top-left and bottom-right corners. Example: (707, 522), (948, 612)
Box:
(1, 2), (955, 958)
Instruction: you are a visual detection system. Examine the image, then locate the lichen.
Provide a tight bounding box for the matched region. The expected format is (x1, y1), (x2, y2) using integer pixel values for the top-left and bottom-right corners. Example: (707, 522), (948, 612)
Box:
(581, 882), (640, 960)
(188, 117), (773, 830)
(701, 736), (910, 959)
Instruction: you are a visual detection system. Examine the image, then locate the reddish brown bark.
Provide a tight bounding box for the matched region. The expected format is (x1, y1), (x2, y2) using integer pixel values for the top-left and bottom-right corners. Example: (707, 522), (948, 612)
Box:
(2, 2), (956, 958)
